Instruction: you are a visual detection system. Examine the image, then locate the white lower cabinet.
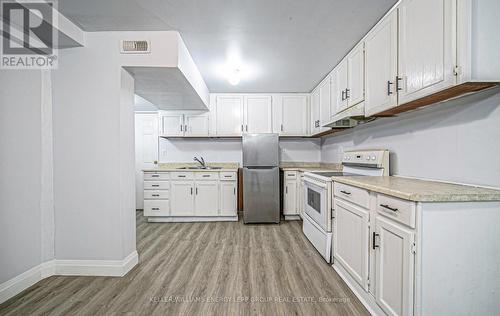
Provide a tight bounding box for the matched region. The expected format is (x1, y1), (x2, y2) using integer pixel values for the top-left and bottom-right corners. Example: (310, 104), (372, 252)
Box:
(333, 183), (500, 316)
(374, 216), (414, 316)
(195, 181), (219, 216)
(143, 171), (238, 221)
(220, 181), (237, 216)
(170, 181), (195, 216)
(333, 198), (369, 291)
(283, 179), (297, 217)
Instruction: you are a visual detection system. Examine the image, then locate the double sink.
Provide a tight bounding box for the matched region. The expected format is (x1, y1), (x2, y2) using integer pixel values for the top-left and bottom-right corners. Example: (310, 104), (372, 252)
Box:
(176, 166), (223, 170)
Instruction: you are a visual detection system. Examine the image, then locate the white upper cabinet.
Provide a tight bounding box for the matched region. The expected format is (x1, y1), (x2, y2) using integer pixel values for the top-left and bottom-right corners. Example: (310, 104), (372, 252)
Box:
(160, 114), (184, 136)
(244, 95), (273, 133)
(184, 114), (209, 137)
(365, 9), (398, 116)
(279, 95), (309, 136)
(215, 95), (244, 136)
(335, 61), (349, 114)
(310, 88), (321, 135)
(319, 76), (331, 127)
(347, 42), (365, 107)
(398, 0), (455, 104)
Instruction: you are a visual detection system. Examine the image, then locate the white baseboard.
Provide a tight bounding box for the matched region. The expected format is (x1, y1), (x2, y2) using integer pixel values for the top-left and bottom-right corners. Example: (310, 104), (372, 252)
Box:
(148, 216), (238, 223)
(0, 251), (138, 304)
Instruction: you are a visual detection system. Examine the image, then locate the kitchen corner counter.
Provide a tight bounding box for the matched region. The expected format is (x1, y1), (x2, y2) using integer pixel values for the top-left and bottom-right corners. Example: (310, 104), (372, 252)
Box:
(280, 162), (341, 172)
(331, 176), (500, 202)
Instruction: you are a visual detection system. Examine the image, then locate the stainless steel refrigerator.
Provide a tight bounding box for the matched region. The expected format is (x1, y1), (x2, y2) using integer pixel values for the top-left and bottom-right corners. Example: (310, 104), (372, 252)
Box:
(242, 133), (280, 224)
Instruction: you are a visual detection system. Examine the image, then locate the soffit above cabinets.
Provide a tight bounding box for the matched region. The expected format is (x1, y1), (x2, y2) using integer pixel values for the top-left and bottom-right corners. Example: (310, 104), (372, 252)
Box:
(126, 67), (208, 111)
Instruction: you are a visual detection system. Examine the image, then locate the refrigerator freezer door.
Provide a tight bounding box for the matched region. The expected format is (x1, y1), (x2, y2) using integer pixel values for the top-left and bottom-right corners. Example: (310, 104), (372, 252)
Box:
(242, 133), (279, 167)
(243, 167), (280, 223)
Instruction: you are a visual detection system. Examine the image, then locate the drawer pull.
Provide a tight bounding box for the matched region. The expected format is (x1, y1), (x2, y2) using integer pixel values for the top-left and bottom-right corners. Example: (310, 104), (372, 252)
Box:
(340, 190), (351, 195)
(380, 204), (398, 212)
(152, 194), (160, 197)
(152, 184), (160, 187)
(152, 207), (160, 211)
(224, 175), (232, 178)
(178, 175), (186, 178)
(203, 175), (210, 177)
(151, 174), (159, 177)
(372, 232), (380, 250)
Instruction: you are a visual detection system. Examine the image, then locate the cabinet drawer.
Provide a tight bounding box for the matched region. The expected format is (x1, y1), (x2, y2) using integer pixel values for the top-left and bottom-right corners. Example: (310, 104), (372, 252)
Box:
(220, 172), (236, 181)
(285, 171), (297, 179)
(144, 190), (169, 199)
(144, 172), (169, 180)
(144, 181), (170, 190)
(376, 194), (416, 228)
(195, 172), (219, 180)
(170, 172), (194, 180)
(334, 182), (369, 209)
(144, 199), (170, 217)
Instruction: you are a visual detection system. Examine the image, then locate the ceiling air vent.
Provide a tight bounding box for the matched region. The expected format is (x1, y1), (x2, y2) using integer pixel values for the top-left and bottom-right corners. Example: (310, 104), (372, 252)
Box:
(120, 40), (150, 54)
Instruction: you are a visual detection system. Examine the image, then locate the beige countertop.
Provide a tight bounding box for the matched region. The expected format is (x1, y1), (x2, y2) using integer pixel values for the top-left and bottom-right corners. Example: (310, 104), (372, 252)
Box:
(331, 176), (500, 202)
(143, 162), (239, 173)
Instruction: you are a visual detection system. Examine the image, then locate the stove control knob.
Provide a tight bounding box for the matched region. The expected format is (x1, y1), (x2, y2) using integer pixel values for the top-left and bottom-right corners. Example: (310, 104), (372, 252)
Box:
(366, 156), (370, 161)
(371, 155), (376, 160)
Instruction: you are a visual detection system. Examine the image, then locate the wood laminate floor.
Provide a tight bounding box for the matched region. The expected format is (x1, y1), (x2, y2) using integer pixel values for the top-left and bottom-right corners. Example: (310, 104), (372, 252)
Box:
(0, 211), (369, 316)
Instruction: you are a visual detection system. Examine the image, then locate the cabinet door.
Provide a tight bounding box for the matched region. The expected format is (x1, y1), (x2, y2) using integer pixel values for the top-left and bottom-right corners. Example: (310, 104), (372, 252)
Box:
(170, 181), (194, 216)
(335, 59), (349, 112)
(283, 180), (297, 215)
(319, 76), (331, 126)
(220, 181), (237, 216)
(160, 114), (184, 136)
(281, 95), (308, 136)
(365, 9), (398, 116)
(333, 199), (369, 290)
(310, 89), (320, 135)
(215, 95), (243, 136)
(375, 216), (414, 316)
(244, 95), (273, 133)
(398, 0), (455, 104)
(184, 114), (209, 136)
(194, 181), (218, 216)
(347, 42), (365, 107)
(330, 67), (341, 118)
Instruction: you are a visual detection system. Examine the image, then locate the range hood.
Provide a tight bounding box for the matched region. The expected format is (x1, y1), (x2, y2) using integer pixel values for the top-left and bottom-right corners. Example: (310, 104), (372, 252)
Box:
(325, 102), (371, 128)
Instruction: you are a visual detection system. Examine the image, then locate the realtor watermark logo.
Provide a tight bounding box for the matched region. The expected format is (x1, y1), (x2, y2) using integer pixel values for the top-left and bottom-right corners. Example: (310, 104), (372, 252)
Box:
(1, 0), (58, 69)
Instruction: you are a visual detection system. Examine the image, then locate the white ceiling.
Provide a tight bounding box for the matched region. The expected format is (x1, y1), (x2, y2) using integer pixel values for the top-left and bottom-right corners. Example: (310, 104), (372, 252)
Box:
(59, 0), (397, 93)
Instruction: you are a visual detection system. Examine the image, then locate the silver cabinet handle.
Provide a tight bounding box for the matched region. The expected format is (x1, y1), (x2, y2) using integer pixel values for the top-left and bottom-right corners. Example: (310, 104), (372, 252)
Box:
(178, 175), (186, 178)
(224, 175), (231, 178)
(184, 125), (187, 132)
(387, 81), (394, 95)
(152, 194), (160, 197)
(152, 207), (160, 211)
(285, 186), (288, 194)
(340, 190), (351, 195)
(203, 175), (210, 177)
(373, 232), (380, 249)
(280, 124), (284, 132)
(152, 184), (160, 187)
(345, 89), (350, 99)
(341, 90), (345, 101)
(180, 125), (183, 132)
(396, 76), (403, 91)
(233, 188), (236, 195)
(241, 125), (244, 132)
(195, 188), (198, 195)
(246, 125), (248, 132)
(380, 204), (398, 212)
(151, 174), (159, 178)
(190, 187), (193, 195)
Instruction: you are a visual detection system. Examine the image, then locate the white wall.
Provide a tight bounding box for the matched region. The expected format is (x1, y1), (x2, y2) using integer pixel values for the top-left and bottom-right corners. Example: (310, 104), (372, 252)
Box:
(52, 32), (140, 260)
(321, 88), (500, 188)
(159, 138), (321, 164)
(0, 70), (43, 283)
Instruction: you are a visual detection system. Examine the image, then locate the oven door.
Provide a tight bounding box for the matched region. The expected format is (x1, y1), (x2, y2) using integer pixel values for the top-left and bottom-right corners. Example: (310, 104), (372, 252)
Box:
(304, 177), (330, 232)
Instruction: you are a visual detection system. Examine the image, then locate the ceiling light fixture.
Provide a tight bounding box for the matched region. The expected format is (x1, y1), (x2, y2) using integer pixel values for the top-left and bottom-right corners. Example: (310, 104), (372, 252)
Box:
(228, 68), (241, 85)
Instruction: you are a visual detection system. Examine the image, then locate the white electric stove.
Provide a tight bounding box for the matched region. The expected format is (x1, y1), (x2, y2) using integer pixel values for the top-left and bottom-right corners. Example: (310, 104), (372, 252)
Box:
(302, 150), (389, 263)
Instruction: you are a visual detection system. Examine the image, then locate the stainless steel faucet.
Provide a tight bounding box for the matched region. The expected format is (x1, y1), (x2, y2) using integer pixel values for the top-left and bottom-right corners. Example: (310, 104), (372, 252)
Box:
(193, 156), (206, 168)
